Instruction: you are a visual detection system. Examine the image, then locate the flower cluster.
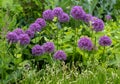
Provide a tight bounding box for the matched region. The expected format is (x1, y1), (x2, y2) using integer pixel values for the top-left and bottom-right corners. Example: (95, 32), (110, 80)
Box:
(35, 18), (46, 28)
(58, 13), (70, 22)
(105, 15), (112, 20)
(31, 42), (67, 61)
(32, 44), (44, 56)
(43, 9), (54, 21)
(42, 7), (70, 23)
(6, 6), (112, 62)
(53, 7), (63, 17)
(70, 6), (104, 32)
(99, 36), (112, 46)
(78, 37), (93, 51)
(92, 18), (104, 32)
(43, 42), (55, 53)
(6, 32), (18, 43)
(18, 34), (30, 45)
(25, 29), (35, 38)
(71, 6), (85, 20)
(29, 23), (41, 32)
(13, 28), (24, 35)
(32, 42), (55, 55)
(53, 50), (67, 60)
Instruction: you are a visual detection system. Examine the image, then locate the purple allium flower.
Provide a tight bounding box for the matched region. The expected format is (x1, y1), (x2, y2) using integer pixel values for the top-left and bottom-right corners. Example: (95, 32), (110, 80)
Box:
(43, 9), (54, 21)
(99, 36), (112, 46)
(58, 13), (70, 22)
(35, 18), (46, 28)
(78, 37), (93, 51)
(43, 42), (55, 53)
(92, 18), (104, 32)
(83, 14), (93, 23)
(18, 34), (30, 45)
(25, 29), (35, 38)
(105, 15), (112, 20)
(32, 44), (44, 56)
(53, 7), (63, 17)
(29, 23), (41, 32)
(6, 32), (18, 43)
(13, 28), (24, 35)
(53, 50), (67, 61)
(71, 6), (86, 20)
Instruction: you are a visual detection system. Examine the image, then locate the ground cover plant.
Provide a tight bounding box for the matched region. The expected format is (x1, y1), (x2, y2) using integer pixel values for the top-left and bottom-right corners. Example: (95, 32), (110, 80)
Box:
(0, 0), (120, 84)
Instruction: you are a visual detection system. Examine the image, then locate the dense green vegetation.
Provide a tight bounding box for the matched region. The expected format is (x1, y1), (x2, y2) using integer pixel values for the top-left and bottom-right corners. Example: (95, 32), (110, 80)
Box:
(0, 0), (120, 84)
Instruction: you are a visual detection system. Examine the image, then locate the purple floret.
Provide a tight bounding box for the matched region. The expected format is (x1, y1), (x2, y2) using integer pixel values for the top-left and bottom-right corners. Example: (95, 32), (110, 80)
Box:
(105, 15), (112, 20)
(92, 18), (104, 32)
(43, 42), (55, 53)
(13, 28), (24, 35)
(6, 32), (18, 43)
(18, 34), (30, 45)
(53, 50), (67, 61)
(83, 14), (93, 23)
(99, 36), (112, 46)
(35, 18), (46, 28)
(43, 9), (54, 21)
(78, 37), (93, 51)
(71, 6), (86, 20)
(58, 13), (70, 22)
(53, 7), (63, 17)
(29, 23), (41, 32)
(32, 44), (44, 56)
(25, 29), (35, 38)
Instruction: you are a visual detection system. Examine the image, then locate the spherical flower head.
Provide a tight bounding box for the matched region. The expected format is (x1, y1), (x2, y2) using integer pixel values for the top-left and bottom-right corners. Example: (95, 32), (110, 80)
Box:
(32, 44), (44, 56)
(43, 42), (55, 53)
(83, 14), (93, 23)
(92, 18), (104, 32)
(71, 6), (86, 20)
(99, 36), (112, 46)
(25, 29), (35, 38)
(78, 36), (93, 51)
(58, 13), (70, 22)
(13, 28), (24, 35)
(6, 32), (18, 43)
(53, 7), (63, 17)
(35, 18), (46, 28)
(43, 9), (54, 21)
(105, 15), (112, 20)
(18, 34), (30, 45)
(53, 50), (67, 61)
(29, 23), (41, 32)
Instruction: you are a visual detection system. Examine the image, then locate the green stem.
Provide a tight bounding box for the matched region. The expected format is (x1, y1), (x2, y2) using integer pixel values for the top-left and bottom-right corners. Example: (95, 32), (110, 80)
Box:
(57, 21), (59, 50)
(61, 23), (64, 50)
(101, 46), (106, 62)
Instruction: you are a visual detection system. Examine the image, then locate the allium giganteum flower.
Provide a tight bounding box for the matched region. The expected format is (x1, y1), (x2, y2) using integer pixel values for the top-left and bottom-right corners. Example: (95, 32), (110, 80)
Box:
(29, 23), (41, 32)
(58, 13), (70, 22)
(18, 34), (30, 45)
(53, 7), (63, 17)
(43, 42), (55, 53)
(83, 14), (93, 23)
(35, 18), (46, 28)
(25, 29), (35, 38)
(13, 28), (24, 35)
(78, 37), (93, 51)
(71, 6), (85, 20)
(105, 15), (112, 20)
(53, 50), (67, 61)
(32, 44), (44, 56)
(6, 32), (18, 43)
(99, 36), (112, 46)
(43, 9), (54, 21)
(92, 18), (104, 32)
